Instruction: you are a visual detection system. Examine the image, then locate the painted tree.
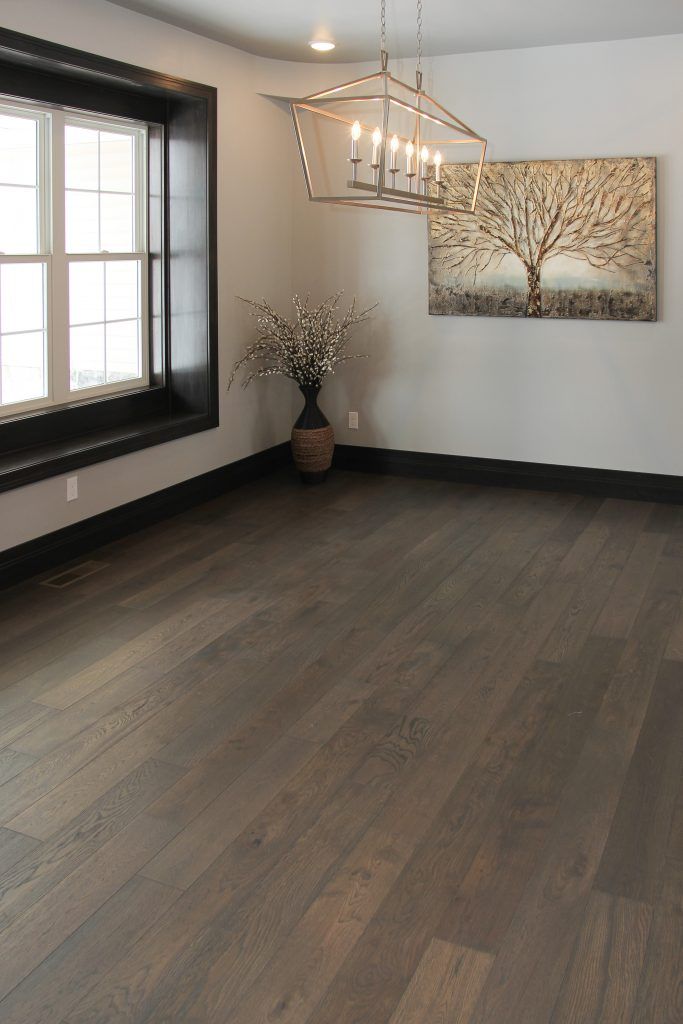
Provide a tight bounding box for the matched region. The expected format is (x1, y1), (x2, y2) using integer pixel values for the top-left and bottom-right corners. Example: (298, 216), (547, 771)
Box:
(429, 158), (654, 317)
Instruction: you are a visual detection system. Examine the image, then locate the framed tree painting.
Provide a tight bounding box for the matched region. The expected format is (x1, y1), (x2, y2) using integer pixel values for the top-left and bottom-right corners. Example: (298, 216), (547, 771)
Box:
(428, 157), (656, 320)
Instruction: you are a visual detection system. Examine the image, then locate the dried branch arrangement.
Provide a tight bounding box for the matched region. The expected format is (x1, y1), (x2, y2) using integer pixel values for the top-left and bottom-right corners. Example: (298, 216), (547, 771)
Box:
(228, 294), (375, 390)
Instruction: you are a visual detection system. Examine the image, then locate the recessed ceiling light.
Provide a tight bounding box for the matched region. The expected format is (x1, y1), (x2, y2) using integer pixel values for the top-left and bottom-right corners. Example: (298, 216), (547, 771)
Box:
(309, 40), (335, 52)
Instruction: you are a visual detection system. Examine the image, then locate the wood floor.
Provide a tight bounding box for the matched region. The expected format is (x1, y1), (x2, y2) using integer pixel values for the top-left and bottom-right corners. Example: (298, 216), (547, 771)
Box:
(0, 468), (682, 1023)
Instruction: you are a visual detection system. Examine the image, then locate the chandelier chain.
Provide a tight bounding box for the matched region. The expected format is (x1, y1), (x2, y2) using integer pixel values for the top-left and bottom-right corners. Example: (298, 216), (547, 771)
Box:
(416, 0), (423, 76)
(380, 0), (387, 57)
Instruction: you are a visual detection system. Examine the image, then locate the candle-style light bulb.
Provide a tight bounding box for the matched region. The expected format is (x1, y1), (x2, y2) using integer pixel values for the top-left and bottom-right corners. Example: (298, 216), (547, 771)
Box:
(405, 140), (415, 192)
(349, 120), (362, 180)
(406, 140), (414, 171)
(434, 149), (443, 183)
(389, 134), (400, 177)
(420, 146), (430, 194)
(350, 120), (361, 161)
(371, 127), (382, 167)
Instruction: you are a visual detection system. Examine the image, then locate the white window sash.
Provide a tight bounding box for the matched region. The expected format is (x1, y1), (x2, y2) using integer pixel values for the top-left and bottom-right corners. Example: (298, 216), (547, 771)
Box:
(0, 102), (149, 419)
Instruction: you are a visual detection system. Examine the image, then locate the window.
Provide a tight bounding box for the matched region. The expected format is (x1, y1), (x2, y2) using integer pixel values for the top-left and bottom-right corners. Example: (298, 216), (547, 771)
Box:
(0, 27), (217, 495)
(0, 100), (148, 416)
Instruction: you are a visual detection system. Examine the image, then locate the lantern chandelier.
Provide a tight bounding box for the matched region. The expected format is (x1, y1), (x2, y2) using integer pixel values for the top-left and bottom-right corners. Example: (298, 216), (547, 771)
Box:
(289, 0), (487, 214)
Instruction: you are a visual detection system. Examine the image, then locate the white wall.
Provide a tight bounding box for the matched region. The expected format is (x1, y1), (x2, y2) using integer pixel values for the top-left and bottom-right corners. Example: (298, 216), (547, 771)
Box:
(291, 36), (683, 477)
(2, 15), (682, 551)
(0, 0), (312, 551)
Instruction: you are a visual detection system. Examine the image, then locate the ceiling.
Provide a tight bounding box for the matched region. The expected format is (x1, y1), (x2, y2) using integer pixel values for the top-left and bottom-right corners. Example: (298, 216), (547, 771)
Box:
(105, 0), (683, 62)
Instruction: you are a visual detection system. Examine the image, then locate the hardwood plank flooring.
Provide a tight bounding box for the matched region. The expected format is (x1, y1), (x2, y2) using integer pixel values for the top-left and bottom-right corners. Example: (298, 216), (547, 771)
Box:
(0, 468), (680, 1022)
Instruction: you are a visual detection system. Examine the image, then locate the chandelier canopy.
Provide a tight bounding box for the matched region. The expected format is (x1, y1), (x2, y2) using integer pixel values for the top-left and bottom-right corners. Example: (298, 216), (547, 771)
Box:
(289, 0), (487, 215)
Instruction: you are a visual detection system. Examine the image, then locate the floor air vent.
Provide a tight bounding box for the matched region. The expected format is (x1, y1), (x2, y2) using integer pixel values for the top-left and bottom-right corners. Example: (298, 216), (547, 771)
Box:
(40, 560), (108, 589)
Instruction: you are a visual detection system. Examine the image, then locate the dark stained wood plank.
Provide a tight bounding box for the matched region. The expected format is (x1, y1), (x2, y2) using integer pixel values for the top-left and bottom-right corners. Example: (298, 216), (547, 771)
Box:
(539, 500), (652, 664)
(643, 502), (683, 535)
(5, 699), (194, 839)
(593, 530), (666, 639)
(0, 683), (185, 829)
(225, 824), (420, 1024)
(438, 636), (623, 953)
(0, 827), (41, 876)
(465, 556), (683, 1023)
(0, 748), (35, 786)
(16, 593), (232, 720)
(117, 540), (250, 609)
(550, 890), (651, 1024)
(0, 813), (176, 1002)
(0, 875), (179, 1024)
(35, 595), (247, 709)
(389, 940), (493, 1024)
(141, 735), (317, 889)
(0, 605), (132, 700)
(660, 784), (683, 909)
(594, 658), (683, 904)
(0, 702), (58, 750)
(0, 759), (184, 927)
(664, 594), (683, 660)
(631, 902), (683, 1023)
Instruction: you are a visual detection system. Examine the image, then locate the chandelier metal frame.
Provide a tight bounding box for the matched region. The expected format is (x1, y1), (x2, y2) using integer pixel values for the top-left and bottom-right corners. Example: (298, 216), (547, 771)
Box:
(288, 0), (487, 215)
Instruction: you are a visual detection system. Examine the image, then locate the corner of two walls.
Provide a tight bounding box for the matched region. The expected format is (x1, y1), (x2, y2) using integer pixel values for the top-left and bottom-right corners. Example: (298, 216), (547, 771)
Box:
(289, 37), (683, 479)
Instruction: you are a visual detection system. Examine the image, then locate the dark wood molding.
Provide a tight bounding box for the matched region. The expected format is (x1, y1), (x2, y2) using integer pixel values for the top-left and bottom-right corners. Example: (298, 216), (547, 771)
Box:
(334, 444), (683, 504)
(8, 438), (681, 591)
(0, 411), (216, 494)
(0, 28), (218, 491)
(0, 26), (212, 99)
(0, 443), (291, 589)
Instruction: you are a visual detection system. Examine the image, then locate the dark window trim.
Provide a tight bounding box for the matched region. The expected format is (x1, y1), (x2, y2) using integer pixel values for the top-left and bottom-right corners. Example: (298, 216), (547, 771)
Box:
(0, 28), (218, 494)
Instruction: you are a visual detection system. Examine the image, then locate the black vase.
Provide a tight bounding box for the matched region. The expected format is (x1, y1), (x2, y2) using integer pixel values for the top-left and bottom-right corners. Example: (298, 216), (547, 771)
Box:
(290, 385), (335, 485)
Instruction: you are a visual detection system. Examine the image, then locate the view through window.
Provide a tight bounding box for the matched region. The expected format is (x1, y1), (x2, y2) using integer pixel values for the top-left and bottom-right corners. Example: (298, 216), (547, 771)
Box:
(0, 101), (148, 415)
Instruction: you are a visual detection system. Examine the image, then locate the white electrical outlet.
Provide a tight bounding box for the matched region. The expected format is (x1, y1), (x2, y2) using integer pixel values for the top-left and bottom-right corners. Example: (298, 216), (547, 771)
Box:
(66, 476), (78, 502)
(348, 411), (359, 430)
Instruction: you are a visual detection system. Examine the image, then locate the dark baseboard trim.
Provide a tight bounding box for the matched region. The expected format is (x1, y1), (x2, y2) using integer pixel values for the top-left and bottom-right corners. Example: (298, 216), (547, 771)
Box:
(1, 442), (291, 590)
(5, 440), (682, 590)
(334, 444), (683, 505)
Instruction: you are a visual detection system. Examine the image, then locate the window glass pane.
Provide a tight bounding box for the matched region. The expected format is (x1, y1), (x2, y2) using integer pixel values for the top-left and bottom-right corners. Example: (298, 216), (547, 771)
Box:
(65, 125), (98, 190)
(65, 121), (142, 255)
(100, 131), (133, 193)
(69, 261), (105, 325)
(68, 257), (143, 392)
(100, 193), (133, 252)
(66, 191), (99, 253)
(1, 330), (45, 404)
(106, 319), (139, 382)
(0, 185), (38, 254)
(106, 260), (139, 321)
(0, 114), (38, 186)
(70, 323), (105, 390)
(1, 263), (45, 334)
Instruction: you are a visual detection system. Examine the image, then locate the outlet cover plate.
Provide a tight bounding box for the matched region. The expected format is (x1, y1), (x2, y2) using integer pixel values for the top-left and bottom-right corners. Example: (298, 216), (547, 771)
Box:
(66, 476), (78, 502)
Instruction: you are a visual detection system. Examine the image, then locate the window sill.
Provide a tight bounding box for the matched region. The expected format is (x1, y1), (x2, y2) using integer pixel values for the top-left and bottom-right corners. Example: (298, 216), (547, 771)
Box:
(0, 409), (217, 493)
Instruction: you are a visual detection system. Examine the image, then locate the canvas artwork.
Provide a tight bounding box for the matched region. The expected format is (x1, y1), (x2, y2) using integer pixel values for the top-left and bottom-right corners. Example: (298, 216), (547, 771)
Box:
(428, 157), (656, 321)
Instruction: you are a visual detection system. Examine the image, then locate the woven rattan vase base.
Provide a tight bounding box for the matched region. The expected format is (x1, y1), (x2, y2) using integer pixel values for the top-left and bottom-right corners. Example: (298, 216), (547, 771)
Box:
(291, 425), (335, 484)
